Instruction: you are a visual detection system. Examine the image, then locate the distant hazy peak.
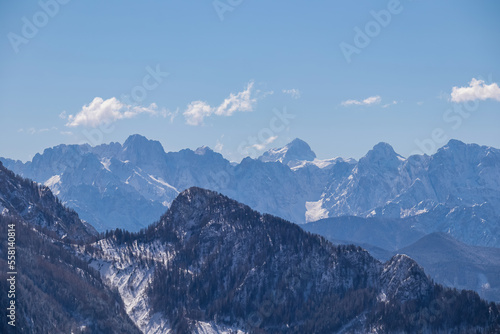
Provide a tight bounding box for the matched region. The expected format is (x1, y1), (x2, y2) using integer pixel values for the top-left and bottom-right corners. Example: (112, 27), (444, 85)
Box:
(367, 142), (400, 158)
(433, 139), (500, 162)
(445, 138), (466, 148)
(122, 134), (166, 157)
(123, 133), (162, 149)
(194, 146), (214, 155)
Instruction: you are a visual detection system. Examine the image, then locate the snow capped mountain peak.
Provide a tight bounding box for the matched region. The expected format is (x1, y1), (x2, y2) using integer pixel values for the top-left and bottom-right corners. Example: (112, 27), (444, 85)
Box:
(358, 142), (404, 173)
(259, 138), (316, 166)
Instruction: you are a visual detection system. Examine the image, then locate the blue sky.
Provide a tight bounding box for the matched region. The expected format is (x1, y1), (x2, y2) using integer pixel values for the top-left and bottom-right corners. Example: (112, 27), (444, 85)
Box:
(1, 0), (500, 162)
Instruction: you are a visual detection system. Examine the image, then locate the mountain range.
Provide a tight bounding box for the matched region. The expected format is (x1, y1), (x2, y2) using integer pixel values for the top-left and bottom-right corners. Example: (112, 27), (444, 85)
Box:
(1, 163), (499, 333)
(2, 135), (500, 251)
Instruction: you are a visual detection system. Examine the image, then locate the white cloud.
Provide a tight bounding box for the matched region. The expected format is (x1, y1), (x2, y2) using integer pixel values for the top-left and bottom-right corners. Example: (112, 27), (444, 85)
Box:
(183, 82), (257, 126)
(382, 101), (398, 108)
(341, 95), (381, 106)
(257, 90), (274, 98)
(451, 78), (500, 103)
(184, 101), (213, 126)
(66, 97), (159, 127)
(251, 135), (278, 151)
(216, 82), (256, 116)
(215, 139), (224, 153)
(214, 135), (225, 153)
(19, 127), (58, 134)
(282, 88), (301, 99)
(160, 107), (179, 123)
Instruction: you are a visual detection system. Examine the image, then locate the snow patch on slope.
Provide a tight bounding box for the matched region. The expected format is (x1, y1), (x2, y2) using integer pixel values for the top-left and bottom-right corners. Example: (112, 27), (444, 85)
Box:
(89, 236), (250, 334)
(44, 175), (61, 195)
(291, 157), (354, 170)
(193, 322), (246, 334)
(90, 239), (171, 333)
(148, 174), (179, 193)
(100, 158), (111, 171)
(305, 199), (329, 223)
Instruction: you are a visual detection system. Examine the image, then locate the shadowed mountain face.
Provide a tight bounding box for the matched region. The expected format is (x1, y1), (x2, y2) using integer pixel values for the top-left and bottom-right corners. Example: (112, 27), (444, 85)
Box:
(87, 187), (500, 333)
(2, 136), (500, 249)
(0, 163), (140, 334)
(0, 161), (97, 243)
(0, 215), (142, 334)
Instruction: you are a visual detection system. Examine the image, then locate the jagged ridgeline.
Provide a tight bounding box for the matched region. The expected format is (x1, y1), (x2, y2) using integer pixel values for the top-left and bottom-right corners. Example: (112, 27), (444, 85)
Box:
(5, 135), (500, 251)
(96, 187), (500, 333)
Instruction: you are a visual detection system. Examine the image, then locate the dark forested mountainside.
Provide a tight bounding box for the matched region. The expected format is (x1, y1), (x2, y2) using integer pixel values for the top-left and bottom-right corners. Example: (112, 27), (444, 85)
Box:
(0, 163), (139, 333)
(0, 214), (141, 334)
(96, 187), (500, 334)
